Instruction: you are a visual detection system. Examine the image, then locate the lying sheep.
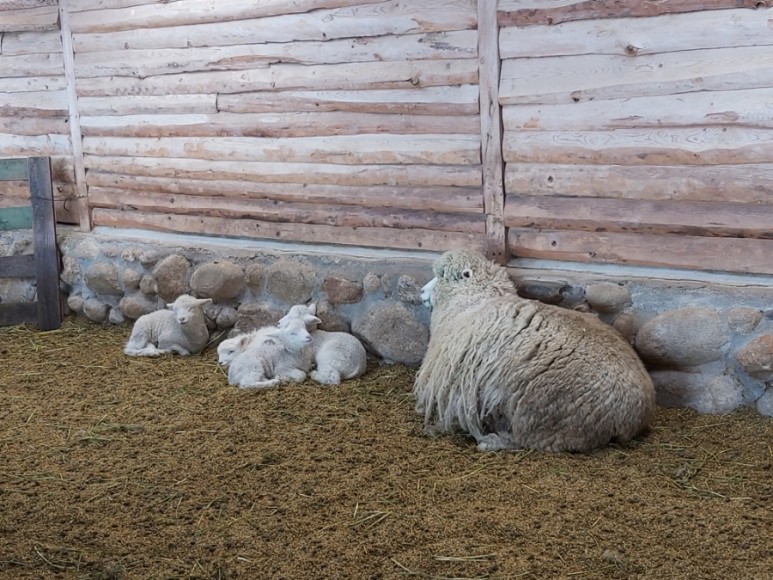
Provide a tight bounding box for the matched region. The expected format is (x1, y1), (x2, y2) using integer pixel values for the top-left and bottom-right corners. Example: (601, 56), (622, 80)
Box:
(124, 294), (212, 357)
(414, 249), (656, 453)
(227, 317), (315, 389)
(217, 326), (274, 367)
(277, 303), (367, 385)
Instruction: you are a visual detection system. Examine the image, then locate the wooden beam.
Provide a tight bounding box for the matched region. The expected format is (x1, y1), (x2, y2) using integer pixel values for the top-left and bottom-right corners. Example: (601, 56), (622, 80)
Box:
(0, 158), (29, 181)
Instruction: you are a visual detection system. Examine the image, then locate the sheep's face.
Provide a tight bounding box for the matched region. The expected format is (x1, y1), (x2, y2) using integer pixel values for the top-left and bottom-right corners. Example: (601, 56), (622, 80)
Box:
(217, 334), (252, 365)
(168, 295), (212, 325)
(428, 250), (514, 311)
(420, 277), (438, 309)
(277, 318), (315, 351)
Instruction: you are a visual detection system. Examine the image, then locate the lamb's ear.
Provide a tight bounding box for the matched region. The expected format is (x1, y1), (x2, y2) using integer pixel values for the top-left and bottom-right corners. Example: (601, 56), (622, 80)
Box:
(197, 298), (213, 306)
(307, 302), (317, 315)
(304, 315), (322, 326)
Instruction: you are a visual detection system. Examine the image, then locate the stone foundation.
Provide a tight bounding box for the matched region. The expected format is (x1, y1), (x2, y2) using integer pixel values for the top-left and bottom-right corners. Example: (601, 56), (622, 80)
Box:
(3, 227), (772, 417)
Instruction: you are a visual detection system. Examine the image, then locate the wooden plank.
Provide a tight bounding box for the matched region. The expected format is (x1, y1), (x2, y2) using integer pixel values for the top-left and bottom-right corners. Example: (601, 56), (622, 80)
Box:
(0, 206), (33, 229)
(0, 133), (71, 157)
(27, 156), (61, 330)
(74, 30), (478, 78)
(0, 253), (35, 277)
(84, 155), (483, 187)
(0, 158), (28, 180)
(499, 46), (773, 105)
(0, 76), (67, 92)
(0, 29), (61, 55)
(75, 59), (480, 97)
(92, 208), (486, 253)
(0, 52), (64, 77)
(497, 0), (766, 27)
(86, 172), (484, 213)
(217, 85), (480, 116)
(0, 1), (57, 9)
(0, 116), (70, 136)
(507, 228), (773, 275)
(502, 128), (773, 166)
(0, 5), (59, 32)
(504, 163), (773, 205)
(81, 134), (482, 165)
(499, 8), (773, 59)
(80, 112), (481, 138)
(78, 94), (218, 116)
(0, 180), (29, 201)
(0, 302), (38, 326)
(0, 90), (69, 117)
(504, 195), (773, 239)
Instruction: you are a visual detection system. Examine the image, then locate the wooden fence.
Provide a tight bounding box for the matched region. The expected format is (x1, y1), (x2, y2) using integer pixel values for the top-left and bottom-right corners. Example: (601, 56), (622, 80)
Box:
(0, 0), (771, 275)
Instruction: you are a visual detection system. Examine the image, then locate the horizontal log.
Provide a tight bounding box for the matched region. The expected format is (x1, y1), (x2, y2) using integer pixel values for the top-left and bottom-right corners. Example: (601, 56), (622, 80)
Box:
(0, 1), (57, 9)
(82, 134), (481, 165)
(0, 5), (59, 32)
(503, 128), (773, 166)
(80, 112), (481, 138)
(0, 29), (61, 55)
(0, 115), (69, 136)
(77, 94), (218, 116)
(497, 0), (767, 27)
(0, 133), (72, 156)
(0, 254), (35, 277)
(0, 51), (64, 77)
(500, 8), (773, 59)
(75, 59), (480, 97)
(217, 85), (480, 115)
(0, 302), (39, 326)
(502, 87), (773, 131)
(74, 30), (478, 78)
(499, 46), (773, 105)
(92, 208), (486, 253)
(84, 156), (482, 187)
(0, 76), (67, 92)
(88, 187), (486, 232)
(0, 181), (29, 199)
(0, 90), (68, 117)
(86, 171), (484, 213)
(507, 228), (773, 275)
(504, 163), (773, 204)
(504, 195), (773, 239)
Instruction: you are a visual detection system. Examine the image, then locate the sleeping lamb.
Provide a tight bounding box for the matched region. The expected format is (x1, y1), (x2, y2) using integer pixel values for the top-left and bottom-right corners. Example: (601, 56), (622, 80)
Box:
(124, 294), (212, 357)
(277, 303), (367, 385)
(414, 249), (656, 453)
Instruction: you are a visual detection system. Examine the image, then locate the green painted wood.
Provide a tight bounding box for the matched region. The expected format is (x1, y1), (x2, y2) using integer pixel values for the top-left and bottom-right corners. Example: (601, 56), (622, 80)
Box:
(0, 158), (29, 182)
(0, 206), (34, 230)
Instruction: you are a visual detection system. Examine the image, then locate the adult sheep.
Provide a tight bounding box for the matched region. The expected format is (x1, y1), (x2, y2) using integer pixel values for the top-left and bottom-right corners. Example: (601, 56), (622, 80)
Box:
(414, 249), (656, 453)
(124, 294), (212, 357)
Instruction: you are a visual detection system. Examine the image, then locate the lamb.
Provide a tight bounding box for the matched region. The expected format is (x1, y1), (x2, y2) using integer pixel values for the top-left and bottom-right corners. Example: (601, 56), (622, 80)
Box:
(227, 317), (315, 389)
(414, 249), (656, 453)
(217, 326), (275, 366)
(277, 303), (367, 385)
(124, 294), (212, 357)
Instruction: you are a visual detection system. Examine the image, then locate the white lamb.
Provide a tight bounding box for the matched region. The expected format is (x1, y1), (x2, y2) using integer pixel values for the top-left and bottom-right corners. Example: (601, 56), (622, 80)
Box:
(414, 249), (656, 453)
(227, 317), (315, 389)
(217, 326), (275, 366)
(277, 303), (367, 385)
(124, 294), (212, 357)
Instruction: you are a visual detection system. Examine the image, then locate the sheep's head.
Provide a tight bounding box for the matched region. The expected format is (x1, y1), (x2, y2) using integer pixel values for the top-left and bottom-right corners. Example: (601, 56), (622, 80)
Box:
(269, 317), (316, 352)
(167, 295), (212, 325)
(277, 303), (319, 330)
(217, 334), (251, 366)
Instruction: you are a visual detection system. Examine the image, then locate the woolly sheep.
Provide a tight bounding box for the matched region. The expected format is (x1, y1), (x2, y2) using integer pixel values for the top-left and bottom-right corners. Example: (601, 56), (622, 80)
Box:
(124, 294), (212, 357)
(277, 303), (367, 385)
(227, 317), (315, 389)
(414, 249), (656, 453)
(217, 326), (275, 366)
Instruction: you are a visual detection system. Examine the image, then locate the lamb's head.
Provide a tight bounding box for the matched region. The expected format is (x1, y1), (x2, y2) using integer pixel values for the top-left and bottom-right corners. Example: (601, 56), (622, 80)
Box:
(270, 317), (315, 352)
(167, 294), (212, 325)
(217, 333), (251, 366)
(422, 250), (515, 311)
(277, 303), (321, 331)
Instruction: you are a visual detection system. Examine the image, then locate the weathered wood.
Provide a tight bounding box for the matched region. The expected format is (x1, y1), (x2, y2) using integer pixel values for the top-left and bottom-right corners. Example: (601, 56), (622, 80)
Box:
(504, 195), (773, 239)
(0, 90), (69, 117)
(0, 5), (59, 32)
(499, 46), (773, 105)
(0, 75), (67, 92)
(74, 30), (477, 78)
(504, 163), (773, 205)
(503, 128), (773, 166)
(75, 59), (480, 97)
(84, 156), (483, 187)
(502, 87), (773, 131)
(88, 187), (486, 233)
(92, 208), (486, 253)
(0, 51), (64, 77)
(78, 94), (218, 116)
(0, 29), (61, 55)
(0, 158), (28, 180)
(80, 112), (481, 138)
(0, 180), (29, 199)
(0, 302), (38, 326)
(217, 85), (480, 116)
(497, 0), (770, 27)
(0, 253), (35, 277)
(86, 172), (484, 213)
(0, 134), (71, 156)
(0, 115), (70, 136)
(0, 206), (33, 229)
(0, 1), (57, 9)
(82, 134), (481, 165)
(507, 228), (773, 275)
(499, 8), (773, 59)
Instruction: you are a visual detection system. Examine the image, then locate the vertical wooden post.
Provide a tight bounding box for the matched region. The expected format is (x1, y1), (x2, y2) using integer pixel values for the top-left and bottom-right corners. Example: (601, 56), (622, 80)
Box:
(28, 157), (62, 331)
(477, 0), (507, 264)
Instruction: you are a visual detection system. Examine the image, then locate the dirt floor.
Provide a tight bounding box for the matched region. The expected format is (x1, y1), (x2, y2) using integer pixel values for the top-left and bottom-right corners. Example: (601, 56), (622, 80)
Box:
(0, 318), (771, 580)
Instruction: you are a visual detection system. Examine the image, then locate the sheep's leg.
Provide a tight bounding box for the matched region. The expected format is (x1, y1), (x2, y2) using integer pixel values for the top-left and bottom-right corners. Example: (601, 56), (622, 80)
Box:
(475, 432), (518, 452)
(164, 344), (191, 356)
(239, 378), (280, 389)
(310, 367), (342, 385)
(124, 343), (164, 357)
(279, 368), (307, 383)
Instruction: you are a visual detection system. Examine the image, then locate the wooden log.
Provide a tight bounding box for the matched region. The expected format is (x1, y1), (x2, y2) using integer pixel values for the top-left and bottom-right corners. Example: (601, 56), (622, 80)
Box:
(217, 85), (480, 116)
(88, 187), (486, 232)
(507, 228), (773, 275)
(0, 30), (61, 55)
(0, 134), (71, 156)
(500, 8), (773, 59)
(502, 87), (773, 131)
(0, 180), (29, 203)
(0, 1), (57, 9)
(75, 59), (480, 97)
(0, 52), (64, 77)
(0, 90), (68, 116)
(499, 46), (773, 105)
(82, 134), (482, 165)
(80, 112), (481, 138)
(74, 30), (478, 78)
(0, 115), (70, 136)
(70, 0), (477, 39)
(92, 208), (486, 252)
(504, 163), (773, 204)
(84, 155), (483, 187)
(86, 171), (484, 213)
(0, 5), (59, 31)
(497, 0), (769, 27)
(78, 94), (218, 116)
(502, 128), (773, 166)
(504, 195), (773, 239)
(0, 76), (66, 92)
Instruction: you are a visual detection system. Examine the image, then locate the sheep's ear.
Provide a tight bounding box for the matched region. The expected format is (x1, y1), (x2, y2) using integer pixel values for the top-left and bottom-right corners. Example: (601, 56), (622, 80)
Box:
(198, 298), (213, 306)
(307, 303), (317, 315)
(304, 315), (321, 326)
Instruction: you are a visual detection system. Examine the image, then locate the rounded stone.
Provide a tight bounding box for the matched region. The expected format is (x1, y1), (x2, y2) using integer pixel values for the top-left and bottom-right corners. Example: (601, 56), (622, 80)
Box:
(82, 297), (109, 323)
(108, 307), (125, 325)
(323, 275), (363, 305)
(139, 275), (157, 296)
(245, 263), (264, 293)
(119, 293), (160, 320)
(121, 268), (142, 291)
(67, 294), (84, 314)
(73, 238), (101, 260)
(84, 262), (123, 296)
(635, 307), (729, 367)
(756, 389), (773, 417)
(396, 275), (422, 304)
(727, 307), (763, 334)
(59, 255), (80, 287)
(651, 368), (744, 414)
(735, 335), (773, 381)
(215, 306), (238, 329)
(235, 301), (284, 333)
(585, 283), (632, 314)
(363, 273), (382, 295)
(352, 301), (428, 365)
(266, 259), (315, 305)
(190, 260), (245, 300)
(152, 254), (190, 301)
(612, 311), (635, 342)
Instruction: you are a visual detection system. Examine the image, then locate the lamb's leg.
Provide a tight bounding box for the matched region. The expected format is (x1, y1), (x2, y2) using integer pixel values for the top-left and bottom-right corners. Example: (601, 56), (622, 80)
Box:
(475, 432), (518, 452)
(239, 378), (281, 389)
(278, 368), (307, 383)
(310, 367), (341, 385)
(165, 344), (191, 356)
(124, 343), (164, 357)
